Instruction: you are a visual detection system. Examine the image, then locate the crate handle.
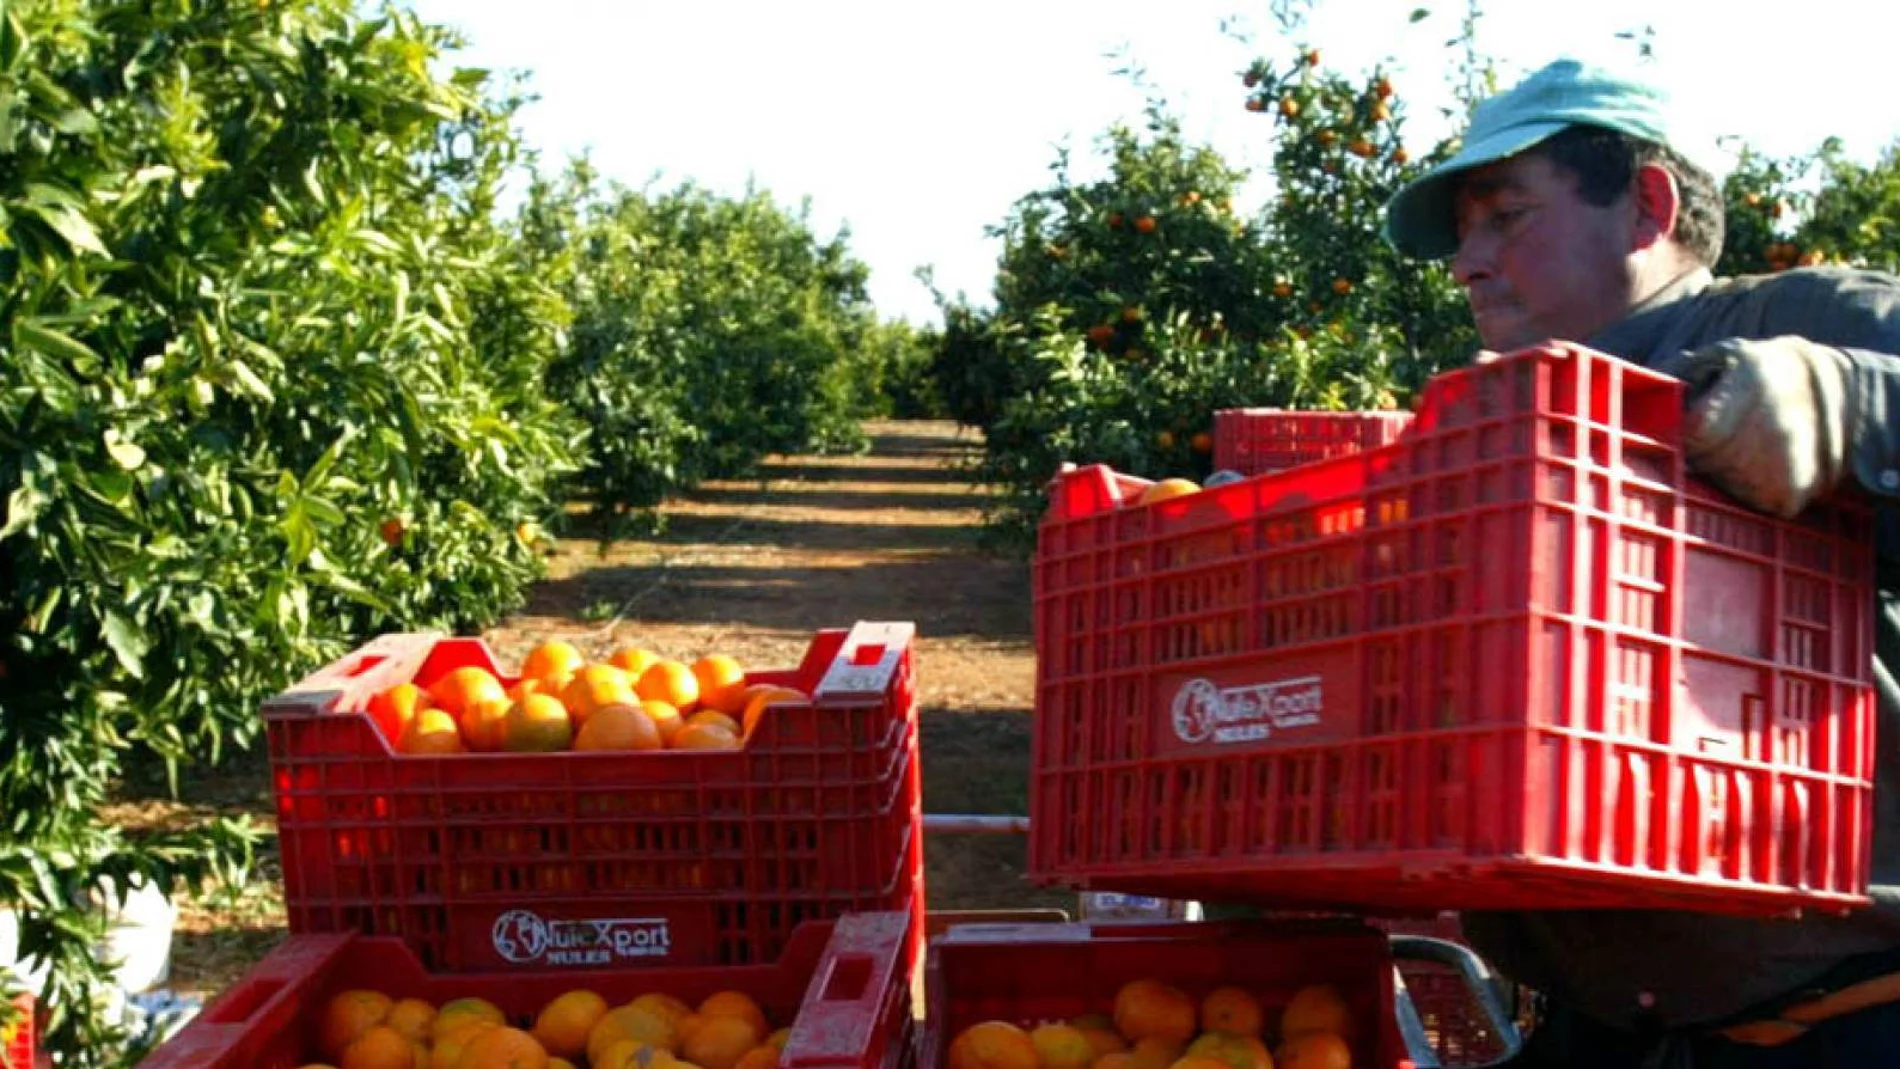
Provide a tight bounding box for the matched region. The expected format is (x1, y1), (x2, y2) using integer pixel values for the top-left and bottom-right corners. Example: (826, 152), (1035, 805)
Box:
(136, 935), (354, 1068)
(1387, 934), (1523, 1068)
(780, 912), (910, 1069)
(812, 622), (914, 701)
(262, 632), (443, 717)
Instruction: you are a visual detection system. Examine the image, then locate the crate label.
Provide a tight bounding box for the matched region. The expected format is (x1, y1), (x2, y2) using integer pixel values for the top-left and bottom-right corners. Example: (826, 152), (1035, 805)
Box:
(491, 908), (671, 966)
(1168, 674), (1325, 746)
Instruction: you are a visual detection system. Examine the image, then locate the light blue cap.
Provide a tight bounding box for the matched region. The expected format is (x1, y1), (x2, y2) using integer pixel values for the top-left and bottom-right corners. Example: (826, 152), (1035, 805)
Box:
(1383, 59), (1677, 259)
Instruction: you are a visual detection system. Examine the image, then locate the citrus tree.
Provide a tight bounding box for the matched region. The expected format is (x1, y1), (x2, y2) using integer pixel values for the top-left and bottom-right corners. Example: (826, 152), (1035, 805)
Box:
(0, 2), (579, 1062)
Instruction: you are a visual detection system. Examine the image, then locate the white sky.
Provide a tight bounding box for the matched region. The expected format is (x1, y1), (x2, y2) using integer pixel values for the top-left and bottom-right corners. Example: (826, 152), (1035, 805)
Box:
(404, 0), (1900, 326)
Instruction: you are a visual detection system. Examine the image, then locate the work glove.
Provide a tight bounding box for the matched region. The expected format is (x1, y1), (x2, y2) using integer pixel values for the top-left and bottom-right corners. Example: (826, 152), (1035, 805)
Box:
(1651, 336), (1856, 518)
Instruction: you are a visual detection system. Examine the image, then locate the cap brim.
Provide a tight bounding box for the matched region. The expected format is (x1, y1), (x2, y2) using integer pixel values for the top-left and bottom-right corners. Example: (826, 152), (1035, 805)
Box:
(1383, 120), (1572, 259)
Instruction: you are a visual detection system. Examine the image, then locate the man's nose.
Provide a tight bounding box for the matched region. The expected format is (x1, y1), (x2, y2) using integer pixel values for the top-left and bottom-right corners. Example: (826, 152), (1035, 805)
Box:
(1452, 232), (1493, 285)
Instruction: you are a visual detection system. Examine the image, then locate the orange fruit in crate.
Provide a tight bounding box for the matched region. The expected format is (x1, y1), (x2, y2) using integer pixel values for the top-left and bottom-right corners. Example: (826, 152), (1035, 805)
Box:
(429, 666), (508, 717)
(1135, 479), (1201, 506)
(641, 700), (685, 746)
(589, 1006), (680, 1064)
(321, 990), (394, 1059)
(1274, 1032), (1350, 1069)
(1184, 1033), (1271, 1069)
(457, 1025), (549, 1068)
(684, 1015), (764, 1069)
(340, 1024), (420, 1069)
(532, 989), (609, 1060)
(628, 992), (695, 1028)
(1200, 988), (1264, 1037)
(672, 720), (741, 751)
(740, 687), (806, 736)
(504, 693), (575, 752)
(698, 991), (769, 1037)
(550, 1060), (579, 1069)
(460, 695), (513, 752)
(562, 665), (637, 726)
(675, 1014), (706, 1046)
(432, 1022), (501, 1069)
(574, 702), (665, 752)
(367, 683), (431, 744)
(1114, 981), (1198, 1044)
(691, 655), (748, 714)
(609, 646), (663, 678)
(1167, 1058), (1234, 1069)
(1126, 1038), (1186, 1069)
(1030, 1024), (1096, 1069)
(1094, 1056), (1140, 1069)
(764, 1028), (792, 1051)
(510, 675), (569, 704)
(385, 998), (437, 1045)
(522, 641), (586, 686)
(638, 661), (701, 713)
(1075, 1024), (1125, 1059)
(1279, 986), (1350, 1041)
(948, 1022), (1039, 1069)
(399, 708), (465, 755)
(685, 709), (742, 737)
(595, 1041), (676, 1069)
(733, 1047), (780, 1069)
(434, 999), (507, 1041)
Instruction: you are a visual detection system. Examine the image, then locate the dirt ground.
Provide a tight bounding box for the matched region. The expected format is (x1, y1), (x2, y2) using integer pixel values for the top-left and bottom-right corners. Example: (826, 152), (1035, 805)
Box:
(125, 419), (1068, 998)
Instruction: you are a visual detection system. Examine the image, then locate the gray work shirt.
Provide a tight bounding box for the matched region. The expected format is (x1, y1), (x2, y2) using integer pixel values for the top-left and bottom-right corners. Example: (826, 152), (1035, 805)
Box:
(1460, 265), (1900, 1030)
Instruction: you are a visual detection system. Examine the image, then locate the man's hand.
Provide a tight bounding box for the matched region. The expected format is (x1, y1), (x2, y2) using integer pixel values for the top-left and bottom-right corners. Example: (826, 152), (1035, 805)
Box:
(1652, 336), (1856, 518)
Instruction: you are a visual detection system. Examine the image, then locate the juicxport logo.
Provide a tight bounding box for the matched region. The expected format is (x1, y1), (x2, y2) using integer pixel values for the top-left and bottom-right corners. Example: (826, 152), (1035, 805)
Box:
(491, 909), (672, 966)
(1170, 675), (1324, 744)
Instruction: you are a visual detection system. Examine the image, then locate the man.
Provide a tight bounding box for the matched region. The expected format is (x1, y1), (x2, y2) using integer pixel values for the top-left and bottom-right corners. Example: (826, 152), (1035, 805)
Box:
(1383, 59), (1900, 1066)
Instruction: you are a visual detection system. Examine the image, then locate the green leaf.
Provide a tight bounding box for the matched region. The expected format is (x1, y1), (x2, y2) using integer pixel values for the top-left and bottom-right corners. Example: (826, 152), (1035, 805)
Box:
(104, 434), (145, 471)
(102, 611), (150, 679)
(0, 11), (27, 73)
(1410, 7), (1431, 22)
(2, 484), (47, 538)
(15, 319), (103, 372)
(20, 183), (106, 256)
(225, 359), (274, 401)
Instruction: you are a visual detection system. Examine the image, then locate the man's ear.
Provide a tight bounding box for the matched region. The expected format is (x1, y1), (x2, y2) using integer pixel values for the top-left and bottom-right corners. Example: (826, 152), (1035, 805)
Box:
(1632, 163), (1680, 251)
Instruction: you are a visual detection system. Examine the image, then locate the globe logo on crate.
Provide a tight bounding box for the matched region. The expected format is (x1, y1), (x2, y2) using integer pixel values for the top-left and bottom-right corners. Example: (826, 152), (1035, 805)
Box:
(491, 909), (672, 966)
(1170, 675), (1324, 745)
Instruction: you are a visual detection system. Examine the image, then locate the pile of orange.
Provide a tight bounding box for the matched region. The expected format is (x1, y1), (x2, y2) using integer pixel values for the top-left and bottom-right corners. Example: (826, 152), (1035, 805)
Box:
(304, 984), (790, 1069)
(362, 639), (809, 756)
(948, 979), (1354, 1069)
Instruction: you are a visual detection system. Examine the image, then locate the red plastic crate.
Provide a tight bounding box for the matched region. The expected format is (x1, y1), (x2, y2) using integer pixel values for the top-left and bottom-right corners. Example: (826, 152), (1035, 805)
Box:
(2, 993), (32, 1069)
(920, 919), (1408, 1069)
(1214, 408), (1415, 475)
(1031, 344), (1876, 915)
(142, 911), (915, 1069)
(268, 622), (924, 972)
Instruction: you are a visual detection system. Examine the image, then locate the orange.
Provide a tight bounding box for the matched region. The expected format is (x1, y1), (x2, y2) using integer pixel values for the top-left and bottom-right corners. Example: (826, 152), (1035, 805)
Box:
(522, 641), (586, 686)
(609, 646), (663, 678)
(698, 991), (769, 1038)
(1076, 1027), (1126, 1060)
(428, 666), (508, 717)
(385, 998), (437, 1045)
(740, 687), (806, 736)
(764, 1028), (792, 1051)
(1030, 1024), (1096, 1069)
(456, 1025), (549, 1069)
(574, 702), (664, 752)
(367, 683), (431, 745)
(948, 1022), (1039, 1069)
(398, 708), (465, 755)
(685, 710), (742, 736)
(642, 700), (685, 746)
(691, 655), (748, 715)
(561, 665), (637, 726)
(341, 1024), (420, 1069)
(684, 1016), (764, 1069)
(1094, 1056), (1140, 1069)
(508, 675), (568, 704)
(533, 989), (609, 1060)
(434, 999), (507, 1042)
(504, 693), (575, 752)
(1279, 986), (1350, 1042)
(1200, 988), (1264, 1038)
(460, 695), (514, 752)
(431, 1021), (500, 1069)
(1114, 981), (1197, 1044)
(638, 661), (701, 713)
(595, 1042), (676, 1069)
(675, 1015), (706, 1047)
(1183, 1033), (1271, 1069)
(320, 989), (394, 1059)
(1165, 1059), (1233, 1069)
(733, 1048), (779, 1069)
(672, 721), (741, 752)
(589, 1005), (680, 1064)
(628, 993), (695, 1029)
(1126, 1037), (1185, 1069)
(550, 1061), (579, 1069)
(1274, 1032), (1348, 1069)
(1134, 479), (1200, 507)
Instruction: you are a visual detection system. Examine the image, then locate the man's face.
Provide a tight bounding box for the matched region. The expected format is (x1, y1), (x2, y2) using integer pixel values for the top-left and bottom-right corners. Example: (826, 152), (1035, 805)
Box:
(1451, 152), (1638, 351)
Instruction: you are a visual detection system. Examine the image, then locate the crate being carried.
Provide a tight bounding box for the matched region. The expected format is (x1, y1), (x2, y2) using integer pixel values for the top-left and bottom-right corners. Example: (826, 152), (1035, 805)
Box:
(1213, 408), (1415, 475)
(1030, 344), (1875, 915)
(268, 621), (923, 973)
(920, 919), (1408, 1069)
(143, 910), (915, 1069)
